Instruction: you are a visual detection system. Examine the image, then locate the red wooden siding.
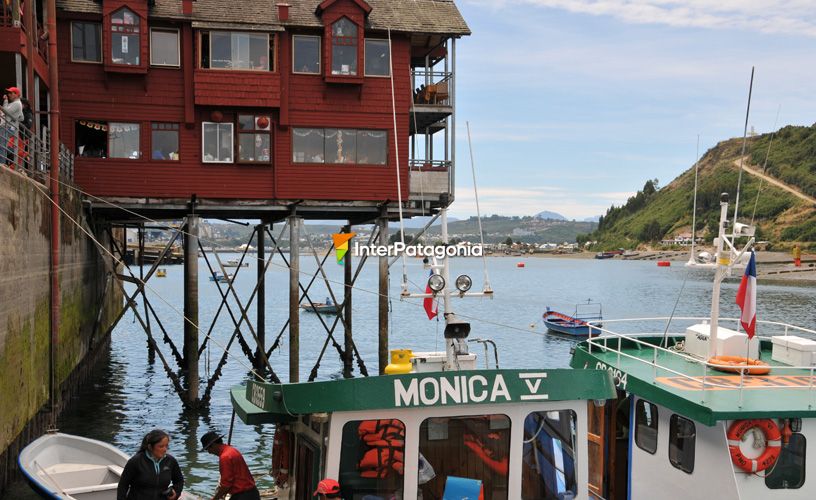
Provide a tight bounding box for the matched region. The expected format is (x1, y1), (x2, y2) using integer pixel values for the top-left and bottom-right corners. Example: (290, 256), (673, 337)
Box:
(194, 70), (281, 108)
(60, 2), (415, 203)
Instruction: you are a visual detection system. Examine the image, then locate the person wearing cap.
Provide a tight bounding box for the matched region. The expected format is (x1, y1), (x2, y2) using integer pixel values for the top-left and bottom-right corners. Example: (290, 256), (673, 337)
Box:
(200, 431), (260, 500)
(2, 86), (23, 165)
(313, 478), (342, 499)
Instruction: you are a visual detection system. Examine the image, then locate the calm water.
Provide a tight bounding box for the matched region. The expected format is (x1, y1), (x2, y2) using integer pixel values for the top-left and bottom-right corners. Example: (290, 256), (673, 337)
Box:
(6, 255), (816, 498)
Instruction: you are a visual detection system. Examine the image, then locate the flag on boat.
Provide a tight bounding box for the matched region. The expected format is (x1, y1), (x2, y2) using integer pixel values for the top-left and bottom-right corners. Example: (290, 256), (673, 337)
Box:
(735, 251), (757, 338)
(424, 271), (438, 320)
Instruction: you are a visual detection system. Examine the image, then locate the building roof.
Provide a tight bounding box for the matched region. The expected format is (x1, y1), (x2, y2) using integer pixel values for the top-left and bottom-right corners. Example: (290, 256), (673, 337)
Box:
(57, 0), (470, 35)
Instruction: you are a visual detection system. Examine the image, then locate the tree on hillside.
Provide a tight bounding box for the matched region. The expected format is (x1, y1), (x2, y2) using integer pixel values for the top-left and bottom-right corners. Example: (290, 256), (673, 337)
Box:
(638, 220), (663, 242)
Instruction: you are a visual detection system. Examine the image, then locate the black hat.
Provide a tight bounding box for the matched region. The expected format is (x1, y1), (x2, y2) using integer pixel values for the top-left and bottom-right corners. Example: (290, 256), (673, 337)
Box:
(200, 431), (224, 451)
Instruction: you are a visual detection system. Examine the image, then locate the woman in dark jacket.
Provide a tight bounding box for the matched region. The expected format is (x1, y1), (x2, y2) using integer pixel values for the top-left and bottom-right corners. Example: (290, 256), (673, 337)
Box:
(117, 429), (184, 500)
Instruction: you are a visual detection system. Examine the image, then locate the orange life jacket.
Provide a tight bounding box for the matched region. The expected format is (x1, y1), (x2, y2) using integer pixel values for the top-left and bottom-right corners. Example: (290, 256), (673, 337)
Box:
(358, 448), (404, 478)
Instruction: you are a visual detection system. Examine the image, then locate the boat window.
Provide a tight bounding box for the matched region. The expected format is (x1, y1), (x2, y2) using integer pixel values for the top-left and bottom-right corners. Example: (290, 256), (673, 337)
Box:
(338, 419), (405, 499)
(668, 415), (695, 474)
(521, 410), (577, 500)
(766, 430), (805, 489)
(635, 400), (658, 454)
(419, 414), (510, 500)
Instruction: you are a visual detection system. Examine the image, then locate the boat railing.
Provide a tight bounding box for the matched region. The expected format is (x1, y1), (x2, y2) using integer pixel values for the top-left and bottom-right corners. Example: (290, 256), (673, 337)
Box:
(585, 317), (816, 405)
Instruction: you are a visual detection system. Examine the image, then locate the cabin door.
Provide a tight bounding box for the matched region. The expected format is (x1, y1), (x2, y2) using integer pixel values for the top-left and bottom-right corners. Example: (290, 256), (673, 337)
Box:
(587, 400), (605, 498)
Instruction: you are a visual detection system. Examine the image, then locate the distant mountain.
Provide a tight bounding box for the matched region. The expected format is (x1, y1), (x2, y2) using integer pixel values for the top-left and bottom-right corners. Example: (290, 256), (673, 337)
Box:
(535, 211), (567, 221)
(584, 215), (601, 222)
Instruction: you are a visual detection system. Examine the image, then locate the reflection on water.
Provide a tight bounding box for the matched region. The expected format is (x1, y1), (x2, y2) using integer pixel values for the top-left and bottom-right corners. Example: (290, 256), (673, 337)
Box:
(5, 256), (816, 499)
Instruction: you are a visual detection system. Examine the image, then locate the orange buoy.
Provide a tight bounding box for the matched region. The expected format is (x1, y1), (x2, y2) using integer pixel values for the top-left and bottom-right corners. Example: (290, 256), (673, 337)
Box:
(657, 261), (671, 267)
(708, 355), (771, 375)
(516, 262), (525, 268)
(727, 419), (781, 473)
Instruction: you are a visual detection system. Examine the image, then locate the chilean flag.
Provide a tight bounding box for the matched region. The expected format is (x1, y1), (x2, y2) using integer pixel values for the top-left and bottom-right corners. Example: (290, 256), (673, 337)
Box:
(424, 271), (438, 320)
(735, 251), (757, 338)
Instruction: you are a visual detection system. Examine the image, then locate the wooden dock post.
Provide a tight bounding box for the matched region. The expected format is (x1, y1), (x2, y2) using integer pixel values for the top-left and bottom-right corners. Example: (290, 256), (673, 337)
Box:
(343, 224), (353, 378)
(378, 211), (388, 374)
(183, 215), (199, 403)
(256, 223), (266, 374)
(289, 214), (300, 382)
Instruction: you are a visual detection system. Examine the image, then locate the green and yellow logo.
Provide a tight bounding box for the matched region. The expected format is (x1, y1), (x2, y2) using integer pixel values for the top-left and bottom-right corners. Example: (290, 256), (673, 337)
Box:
(332, 232), (356, 265)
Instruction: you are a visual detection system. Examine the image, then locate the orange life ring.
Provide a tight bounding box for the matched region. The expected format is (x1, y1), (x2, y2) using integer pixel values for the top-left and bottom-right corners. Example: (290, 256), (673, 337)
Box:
(727, 419), (781, 473)
(271, 426), (292, 487)
(708, 355), (771, 375)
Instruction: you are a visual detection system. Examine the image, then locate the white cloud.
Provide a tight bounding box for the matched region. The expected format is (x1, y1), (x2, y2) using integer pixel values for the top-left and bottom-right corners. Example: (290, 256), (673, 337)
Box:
(449, 185), (635, 219)
(466, 0), (816, 37)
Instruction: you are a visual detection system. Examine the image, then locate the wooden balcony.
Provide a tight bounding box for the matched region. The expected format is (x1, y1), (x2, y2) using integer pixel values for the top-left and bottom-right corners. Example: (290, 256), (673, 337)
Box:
(194, 69), (281, 108)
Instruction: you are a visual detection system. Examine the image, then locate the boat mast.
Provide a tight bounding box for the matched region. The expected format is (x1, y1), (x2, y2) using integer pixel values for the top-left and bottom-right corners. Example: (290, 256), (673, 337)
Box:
(707, 193), (730, 359)
(440, 207), (467, 370)
(688, 136), (700, 265)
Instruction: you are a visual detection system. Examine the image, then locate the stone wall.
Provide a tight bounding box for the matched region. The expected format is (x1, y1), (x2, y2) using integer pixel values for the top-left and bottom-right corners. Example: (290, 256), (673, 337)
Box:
(0, 167), (122, 491)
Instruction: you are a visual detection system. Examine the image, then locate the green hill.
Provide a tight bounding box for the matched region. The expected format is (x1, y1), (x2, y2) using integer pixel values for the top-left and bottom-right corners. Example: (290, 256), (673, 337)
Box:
(580, 124), (816, 250)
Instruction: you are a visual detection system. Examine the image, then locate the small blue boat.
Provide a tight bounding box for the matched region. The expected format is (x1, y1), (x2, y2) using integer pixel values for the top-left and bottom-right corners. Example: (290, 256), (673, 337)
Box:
(543, 301), (602, 337)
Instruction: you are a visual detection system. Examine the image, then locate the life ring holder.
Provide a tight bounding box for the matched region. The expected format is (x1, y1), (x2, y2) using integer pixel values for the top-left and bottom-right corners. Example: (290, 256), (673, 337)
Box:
(727, 419), (781, 473)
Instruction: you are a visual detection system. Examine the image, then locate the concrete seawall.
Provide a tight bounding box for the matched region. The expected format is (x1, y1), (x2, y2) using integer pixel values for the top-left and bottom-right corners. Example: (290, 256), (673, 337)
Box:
(0, 167), (122, 493)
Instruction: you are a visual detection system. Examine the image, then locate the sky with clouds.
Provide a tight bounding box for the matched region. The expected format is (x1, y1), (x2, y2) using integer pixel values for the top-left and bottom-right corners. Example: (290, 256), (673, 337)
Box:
(446, 0), (816, 220)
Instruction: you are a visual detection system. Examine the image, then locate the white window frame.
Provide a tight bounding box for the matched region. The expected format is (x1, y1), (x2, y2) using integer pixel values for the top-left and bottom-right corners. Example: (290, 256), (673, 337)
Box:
(202, 122), (234, 164)
(70, 21), (102, 64)
(207, 31), (270, 71)
(107, 122), (141, 159)
(364, 39), (390, 77)
(292, 35), (321, 75)
(150, 28), (181, 68)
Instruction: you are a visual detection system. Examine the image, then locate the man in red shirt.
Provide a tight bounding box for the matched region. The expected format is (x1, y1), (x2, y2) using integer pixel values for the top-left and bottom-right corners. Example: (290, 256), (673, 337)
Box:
(201, 431), (260, 500)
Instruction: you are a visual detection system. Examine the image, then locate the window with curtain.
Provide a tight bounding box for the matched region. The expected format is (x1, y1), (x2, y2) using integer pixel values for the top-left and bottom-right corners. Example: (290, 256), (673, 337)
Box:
(71, 22), (101, 62)
(205, 31), (271, 70)
(202, 122), (233, 163)
(111, 8), (140, 66)
(150, 28), (180, 67)
(331, 18), (357, 75)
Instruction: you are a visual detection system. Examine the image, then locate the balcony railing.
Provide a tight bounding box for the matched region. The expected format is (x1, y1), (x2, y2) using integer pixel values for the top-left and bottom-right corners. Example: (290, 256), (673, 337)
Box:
(409, 159), (451, 170)
(411, 70), (452, 106)
(1, 0), (22, 29)
(1, 107), (73, 182)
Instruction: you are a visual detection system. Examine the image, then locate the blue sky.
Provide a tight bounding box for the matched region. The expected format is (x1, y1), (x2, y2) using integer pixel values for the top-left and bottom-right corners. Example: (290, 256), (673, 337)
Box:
(447, 0), (816, 220)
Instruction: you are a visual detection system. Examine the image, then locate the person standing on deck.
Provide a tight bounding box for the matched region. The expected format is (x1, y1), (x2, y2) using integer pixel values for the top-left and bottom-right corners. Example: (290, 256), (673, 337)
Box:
(201, 431), (260, 500)
(117, 429), (184, 500)
(2, 87), (23, 165)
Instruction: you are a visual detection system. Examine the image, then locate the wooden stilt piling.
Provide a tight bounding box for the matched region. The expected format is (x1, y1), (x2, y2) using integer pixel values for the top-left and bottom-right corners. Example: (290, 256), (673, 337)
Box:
(183, 215), (200, 403)
(256, 223), (266, 374)
(289, 215), (300, 382)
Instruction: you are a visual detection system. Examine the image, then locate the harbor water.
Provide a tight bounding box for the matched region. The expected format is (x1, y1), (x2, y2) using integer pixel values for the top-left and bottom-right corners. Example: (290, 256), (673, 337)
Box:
(6, 255), (816, 499)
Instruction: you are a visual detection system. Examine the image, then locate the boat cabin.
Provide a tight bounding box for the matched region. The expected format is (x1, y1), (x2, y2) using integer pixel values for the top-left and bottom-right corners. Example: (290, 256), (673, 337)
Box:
(572, 320), (816, 499)
(231, 356), (615, 499)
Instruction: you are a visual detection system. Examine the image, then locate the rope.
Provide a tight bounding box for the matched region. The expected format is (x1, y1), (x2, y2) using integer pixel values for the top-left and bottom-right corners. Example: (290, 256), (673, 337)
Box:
(387, 27), (409, 295)
(750, 104), (781, 226)
(466, 121), (492, 291)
